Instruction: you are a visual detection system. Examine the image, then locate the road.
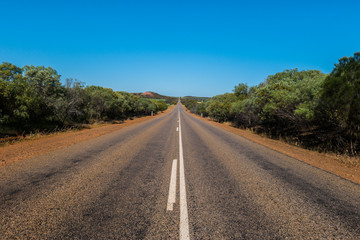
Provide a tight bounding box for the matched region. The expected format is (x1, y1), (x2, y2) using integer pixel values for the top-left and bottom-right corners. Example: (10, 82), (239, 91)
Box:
(1, 104), (360, 239)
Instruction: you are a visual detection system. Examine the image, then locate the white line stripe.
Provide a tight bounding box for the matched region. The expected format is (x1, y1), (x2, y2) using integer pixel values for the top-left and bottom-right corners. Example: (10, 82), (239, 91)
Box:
(167, 159), (177, 211)
(176, 127), (179, 131)
(179, 108), (190, 240)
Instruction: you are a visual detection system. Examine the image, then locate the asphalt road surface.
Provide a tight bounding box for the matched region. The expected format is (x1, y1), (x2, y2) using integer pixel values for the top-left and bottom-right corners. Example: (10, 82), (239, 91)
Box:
(1, 104), (360, 239)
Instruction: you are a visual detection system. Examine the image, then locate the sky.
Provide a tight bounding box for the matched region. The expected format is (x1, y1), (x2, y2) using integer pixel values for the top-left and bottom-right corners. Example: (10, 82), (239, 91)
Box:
(1, 0), (359, 97)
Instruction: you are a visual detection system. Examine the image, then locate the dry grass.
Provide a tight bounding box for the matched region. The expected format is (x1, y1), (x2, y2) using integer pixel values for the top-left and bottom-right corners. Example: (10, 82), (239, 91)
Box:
(0, 119), (132, 147)
(0, 126), (85, 147)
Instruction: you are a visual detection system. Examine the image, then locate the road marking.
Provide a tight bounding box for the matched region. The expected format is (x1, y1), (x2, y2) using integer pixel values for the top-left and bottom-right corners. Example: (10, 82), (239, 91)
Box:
(176, 127), (179, 131)
(178, 109), (190, 240)
(167, 159), (177, 211)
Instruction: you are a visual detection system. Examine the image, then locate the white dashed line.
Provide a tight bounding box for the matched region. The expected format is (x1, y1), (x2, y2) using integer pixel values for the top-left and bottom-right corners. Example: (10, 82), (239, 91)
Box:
(167, 159), (177, 211)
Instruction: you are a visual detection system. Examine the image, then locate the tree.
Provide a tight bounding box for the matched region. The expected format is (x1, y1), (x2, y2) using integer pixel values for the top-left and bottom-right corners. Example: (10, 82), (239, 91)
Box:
(49, 78), (86, 125)
(23, 65), (62, 97)
(206, 93), (237, 122)
(0, 62), (22, 81)
(155, 101), (168, 112)
(20, 65), (64, 126)
(317, 52), (360, 154)
(0, 62), (23, 129)
(84, 86), (118, 120)
(0, 62), (33, 131)
(231, 92), (258, 128)
(250, 69), (326, 136)
(233, 83), (248, 100)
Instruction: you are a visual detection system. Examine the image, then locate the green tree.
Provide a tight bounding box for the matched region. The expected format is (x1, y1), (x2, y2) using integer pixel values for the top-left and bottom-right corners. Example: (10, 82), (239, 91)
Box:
(233, 83), (248, 100)
(50, 78), (86, 125)
(84, 86), (119, 120)
(231, 87), (258, 127)
(251, 69), (326, 135)
(317, 52), (360, 154)
(206, 93), (237, 122)
(0, 62), (23, 129)
(21, 65), (64, 127)
(155, 100), (168, 112)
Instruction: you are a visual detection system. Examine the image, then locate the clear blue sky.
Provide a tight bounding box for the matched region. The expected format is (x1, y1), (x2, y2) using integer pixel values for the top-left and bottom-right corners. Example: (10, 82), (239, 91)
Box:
(1, 0), (359, 97)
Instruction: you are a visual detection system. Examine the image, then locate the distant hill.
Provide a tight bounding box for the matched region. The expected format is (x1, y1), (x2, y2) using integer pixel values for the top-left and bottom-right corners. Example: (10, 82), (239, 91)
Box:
(133, 91), (178, 105)
(141, 91), (156, 98)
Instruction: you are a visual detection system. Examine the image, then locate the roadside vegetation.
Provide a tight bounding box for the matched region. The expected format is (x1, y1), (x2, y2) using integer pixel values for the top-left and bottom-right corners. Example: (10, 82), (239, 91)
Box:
(133, 91), (178, 105)
(0, 62), (169, 138)
(183, 52), (360, 157)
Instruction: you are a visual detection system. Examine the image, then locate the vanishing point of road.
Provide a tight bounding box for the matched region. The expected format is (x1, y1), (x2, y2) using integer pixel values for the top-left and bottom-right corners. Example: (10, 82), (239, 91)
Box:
(1, 103), (360, 239)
